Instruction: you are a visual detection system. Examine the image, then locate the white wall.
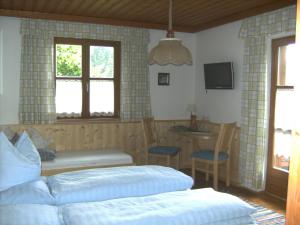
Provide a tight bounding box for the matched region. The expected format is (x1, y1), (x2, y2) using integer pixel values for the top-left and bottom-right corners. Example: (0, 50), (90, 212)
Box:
(195, 21), (244, 124)
(0, 17), (21, 125)
(149, 30), (196, 120)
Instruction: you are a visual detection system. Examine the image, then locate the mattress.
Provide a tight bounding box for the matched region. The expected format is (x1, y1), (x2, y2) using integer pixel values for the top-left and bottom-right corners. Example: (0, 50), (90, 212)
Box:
(42, 149), (133, 170)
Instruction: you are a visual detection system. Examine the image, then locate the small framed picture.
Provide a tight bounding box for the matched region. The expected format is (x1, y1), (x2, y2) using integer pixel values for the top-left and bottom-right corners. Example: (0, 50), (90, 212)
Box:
(158, 73), (170, 86)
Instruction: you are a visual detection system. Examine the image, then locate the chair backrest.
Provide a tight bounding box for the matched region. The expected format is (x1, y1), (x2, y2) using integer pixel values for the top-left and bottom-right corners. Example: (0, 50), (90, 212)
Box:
(198, 119), (220, 133)
(214, 122), (237, 158)
(141, 117), (157, 148)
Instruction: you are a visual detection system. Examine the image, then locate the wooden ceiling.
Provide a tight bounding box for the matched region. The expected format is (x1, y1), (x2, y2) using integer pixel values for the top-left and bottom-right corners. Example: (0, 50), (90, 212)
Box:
(0, 0), (296, 33)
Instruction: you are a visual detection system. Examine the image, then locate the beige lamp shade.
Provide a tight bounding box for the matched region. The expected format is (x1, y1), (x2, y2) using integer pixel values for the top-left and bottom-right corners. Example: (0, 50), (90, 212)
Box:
(149, 38), (193, 66)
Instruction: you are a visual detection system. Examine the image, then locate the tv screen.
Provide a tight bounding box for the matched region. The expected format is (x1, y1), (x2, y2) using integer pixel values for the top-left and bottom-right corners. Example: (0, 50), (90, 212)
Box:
(204, 62), (234, 89)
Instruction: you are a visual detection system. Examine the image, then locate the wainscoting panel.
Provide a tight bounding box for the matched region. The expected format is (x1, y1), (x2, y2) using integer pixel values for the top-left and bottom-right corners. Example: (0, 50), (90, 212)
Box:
(2, 119), (240, 184)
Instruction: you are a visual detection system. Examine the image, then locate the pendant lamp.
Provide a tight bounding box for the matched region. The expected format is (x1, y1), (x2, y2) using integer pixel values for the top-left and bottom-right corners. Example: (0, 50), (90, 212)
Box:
(148, 0), (193, 65)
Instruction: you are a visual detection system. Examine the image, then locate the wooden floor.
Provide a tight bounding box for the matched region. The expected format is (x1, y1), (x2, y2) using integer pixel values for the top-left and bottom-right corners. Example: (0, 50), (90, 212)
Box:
(182, 169), (286, 215)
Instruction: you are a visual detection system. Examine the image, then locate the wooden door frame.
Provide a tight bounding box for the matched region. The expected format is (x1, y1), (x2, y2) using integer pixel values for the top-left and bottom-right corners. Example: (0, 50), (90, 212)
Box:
(266, 35), (295, 199)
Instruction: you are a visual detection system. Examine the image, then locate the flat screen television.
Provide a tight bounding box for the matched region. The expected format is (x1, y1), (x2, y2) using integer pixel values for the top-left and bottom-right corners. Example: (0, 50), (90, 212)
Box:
(204, 62), (234, 89)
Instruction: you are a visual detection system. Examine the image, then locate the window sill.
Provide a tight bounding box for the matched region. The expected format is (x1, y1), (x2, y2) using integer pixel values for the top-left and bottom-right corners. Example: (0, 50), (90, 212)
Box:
(55, 117), (121, 124)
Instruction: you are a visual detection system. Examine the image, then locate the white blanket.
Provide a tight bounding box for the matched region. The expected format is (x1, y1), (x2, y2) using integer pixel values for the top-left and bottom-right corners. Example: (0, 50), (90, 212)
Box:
(0, 189), (256, 225)
(47, 165), (194, 204)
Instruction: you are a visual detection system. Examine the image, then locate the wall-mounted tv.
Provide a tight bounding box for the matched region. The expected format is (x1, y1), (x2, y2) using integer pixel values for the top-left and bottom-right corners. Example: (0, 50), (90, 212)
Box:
(204, 62), (234, 89)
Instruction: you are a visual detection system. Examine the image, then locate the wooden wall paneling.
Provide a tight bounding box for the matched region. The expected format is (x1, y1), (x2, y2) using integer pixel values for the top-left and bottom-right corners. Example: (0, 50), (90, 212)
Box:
(2, 120), (241, 184)
(88, 124), (96, 149)
(88, 124), (98, 149)
(80, 125), (86, 149)
(122, 122), (142, 164)
(88, 124), (95, 149)
(135, 122), (145, 165)
(102, 123), (110, 148)
(69, 125), (78, 150)
(110, 123), (118, 148)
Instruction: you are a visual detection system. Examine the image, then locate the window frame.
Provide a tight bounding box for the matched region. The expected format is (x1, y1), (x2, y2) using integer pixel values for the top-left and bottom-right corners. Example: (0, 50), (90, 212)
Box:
(54, 37), (121, 120)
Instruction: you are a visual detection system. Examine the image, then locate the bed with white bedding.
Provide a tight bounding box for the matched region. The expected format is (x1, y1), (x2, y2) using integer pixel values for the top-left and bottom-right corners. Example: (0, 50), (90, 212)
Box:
(0, 131), (256, 225)
(0, 189), (256, 225)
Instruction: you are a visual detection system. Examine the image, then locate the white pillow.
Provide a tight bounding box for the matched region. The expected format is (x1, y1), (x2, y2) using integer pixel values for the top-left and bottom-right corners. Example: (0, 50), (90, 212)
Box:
(0, 178), (54, 205)
(0, 132), (41, 191)
(15, 131), (41, 165)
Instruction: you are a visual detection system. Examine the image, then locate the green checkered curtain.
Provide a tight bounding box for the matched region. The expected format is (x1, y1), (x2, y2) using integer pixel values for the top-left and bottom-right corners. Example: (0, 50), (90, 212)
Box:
(239, 5), (296, 191)
(19, 34), (56, 124)
(19, 19), (151, 123)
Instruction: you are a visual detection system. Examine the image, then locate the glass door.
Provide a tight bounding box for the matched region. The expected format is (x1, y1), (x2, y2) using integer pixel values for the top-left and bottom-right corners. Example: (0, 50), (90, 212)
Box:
(266, 36), (296, 199)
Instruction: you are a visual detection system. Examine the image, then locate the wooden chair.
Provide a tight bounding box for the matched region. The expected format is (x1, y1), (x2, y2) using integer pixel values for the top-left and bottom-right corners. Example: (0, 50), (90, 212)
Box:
(191, 122), (236, 190)
(142, 118), (180, 169)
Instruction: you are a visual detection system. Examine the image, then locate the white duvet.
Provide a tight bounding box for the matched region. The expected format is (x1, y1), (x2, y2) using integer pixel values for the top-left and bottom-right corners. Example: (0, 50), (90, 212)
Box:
(47, 165), (194, 204)
(0, 188), (256, 225)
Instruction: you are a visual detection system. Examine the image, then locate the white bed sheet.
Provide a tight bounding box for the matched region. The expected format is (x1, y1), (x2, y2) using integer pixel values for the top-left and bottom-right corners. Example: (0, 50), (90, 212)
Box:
(42, 149), (133, 170)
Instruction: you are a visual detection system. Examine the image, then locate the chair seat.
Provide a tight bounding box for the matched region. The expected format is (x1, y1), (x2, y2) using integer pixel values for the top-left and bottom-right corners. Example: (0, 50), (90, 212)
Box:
(148, 146), (180, 155)
(191, 150), (229, 161)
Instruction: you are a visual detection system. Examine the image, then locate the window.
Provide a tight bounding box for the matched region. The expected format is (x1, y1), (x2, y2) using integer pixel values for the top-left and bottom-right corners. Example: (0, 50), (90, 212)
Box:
(54, 37), (121, 119)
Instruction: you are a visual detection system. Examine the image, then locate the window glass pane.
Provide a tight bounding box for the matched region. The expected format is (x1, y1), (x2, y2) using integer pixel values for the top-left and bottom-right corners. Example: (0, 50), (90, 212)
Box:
(56, 80), (82, 117)
(272, 89), (295, 171)
(90, 80), (114, 116)
(90, 46), (114, 78)
(277, 44), (296, 86)
(285, 44), (297, 86)
(274, 90), (293, 164)
(56, 44), (82, 78)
